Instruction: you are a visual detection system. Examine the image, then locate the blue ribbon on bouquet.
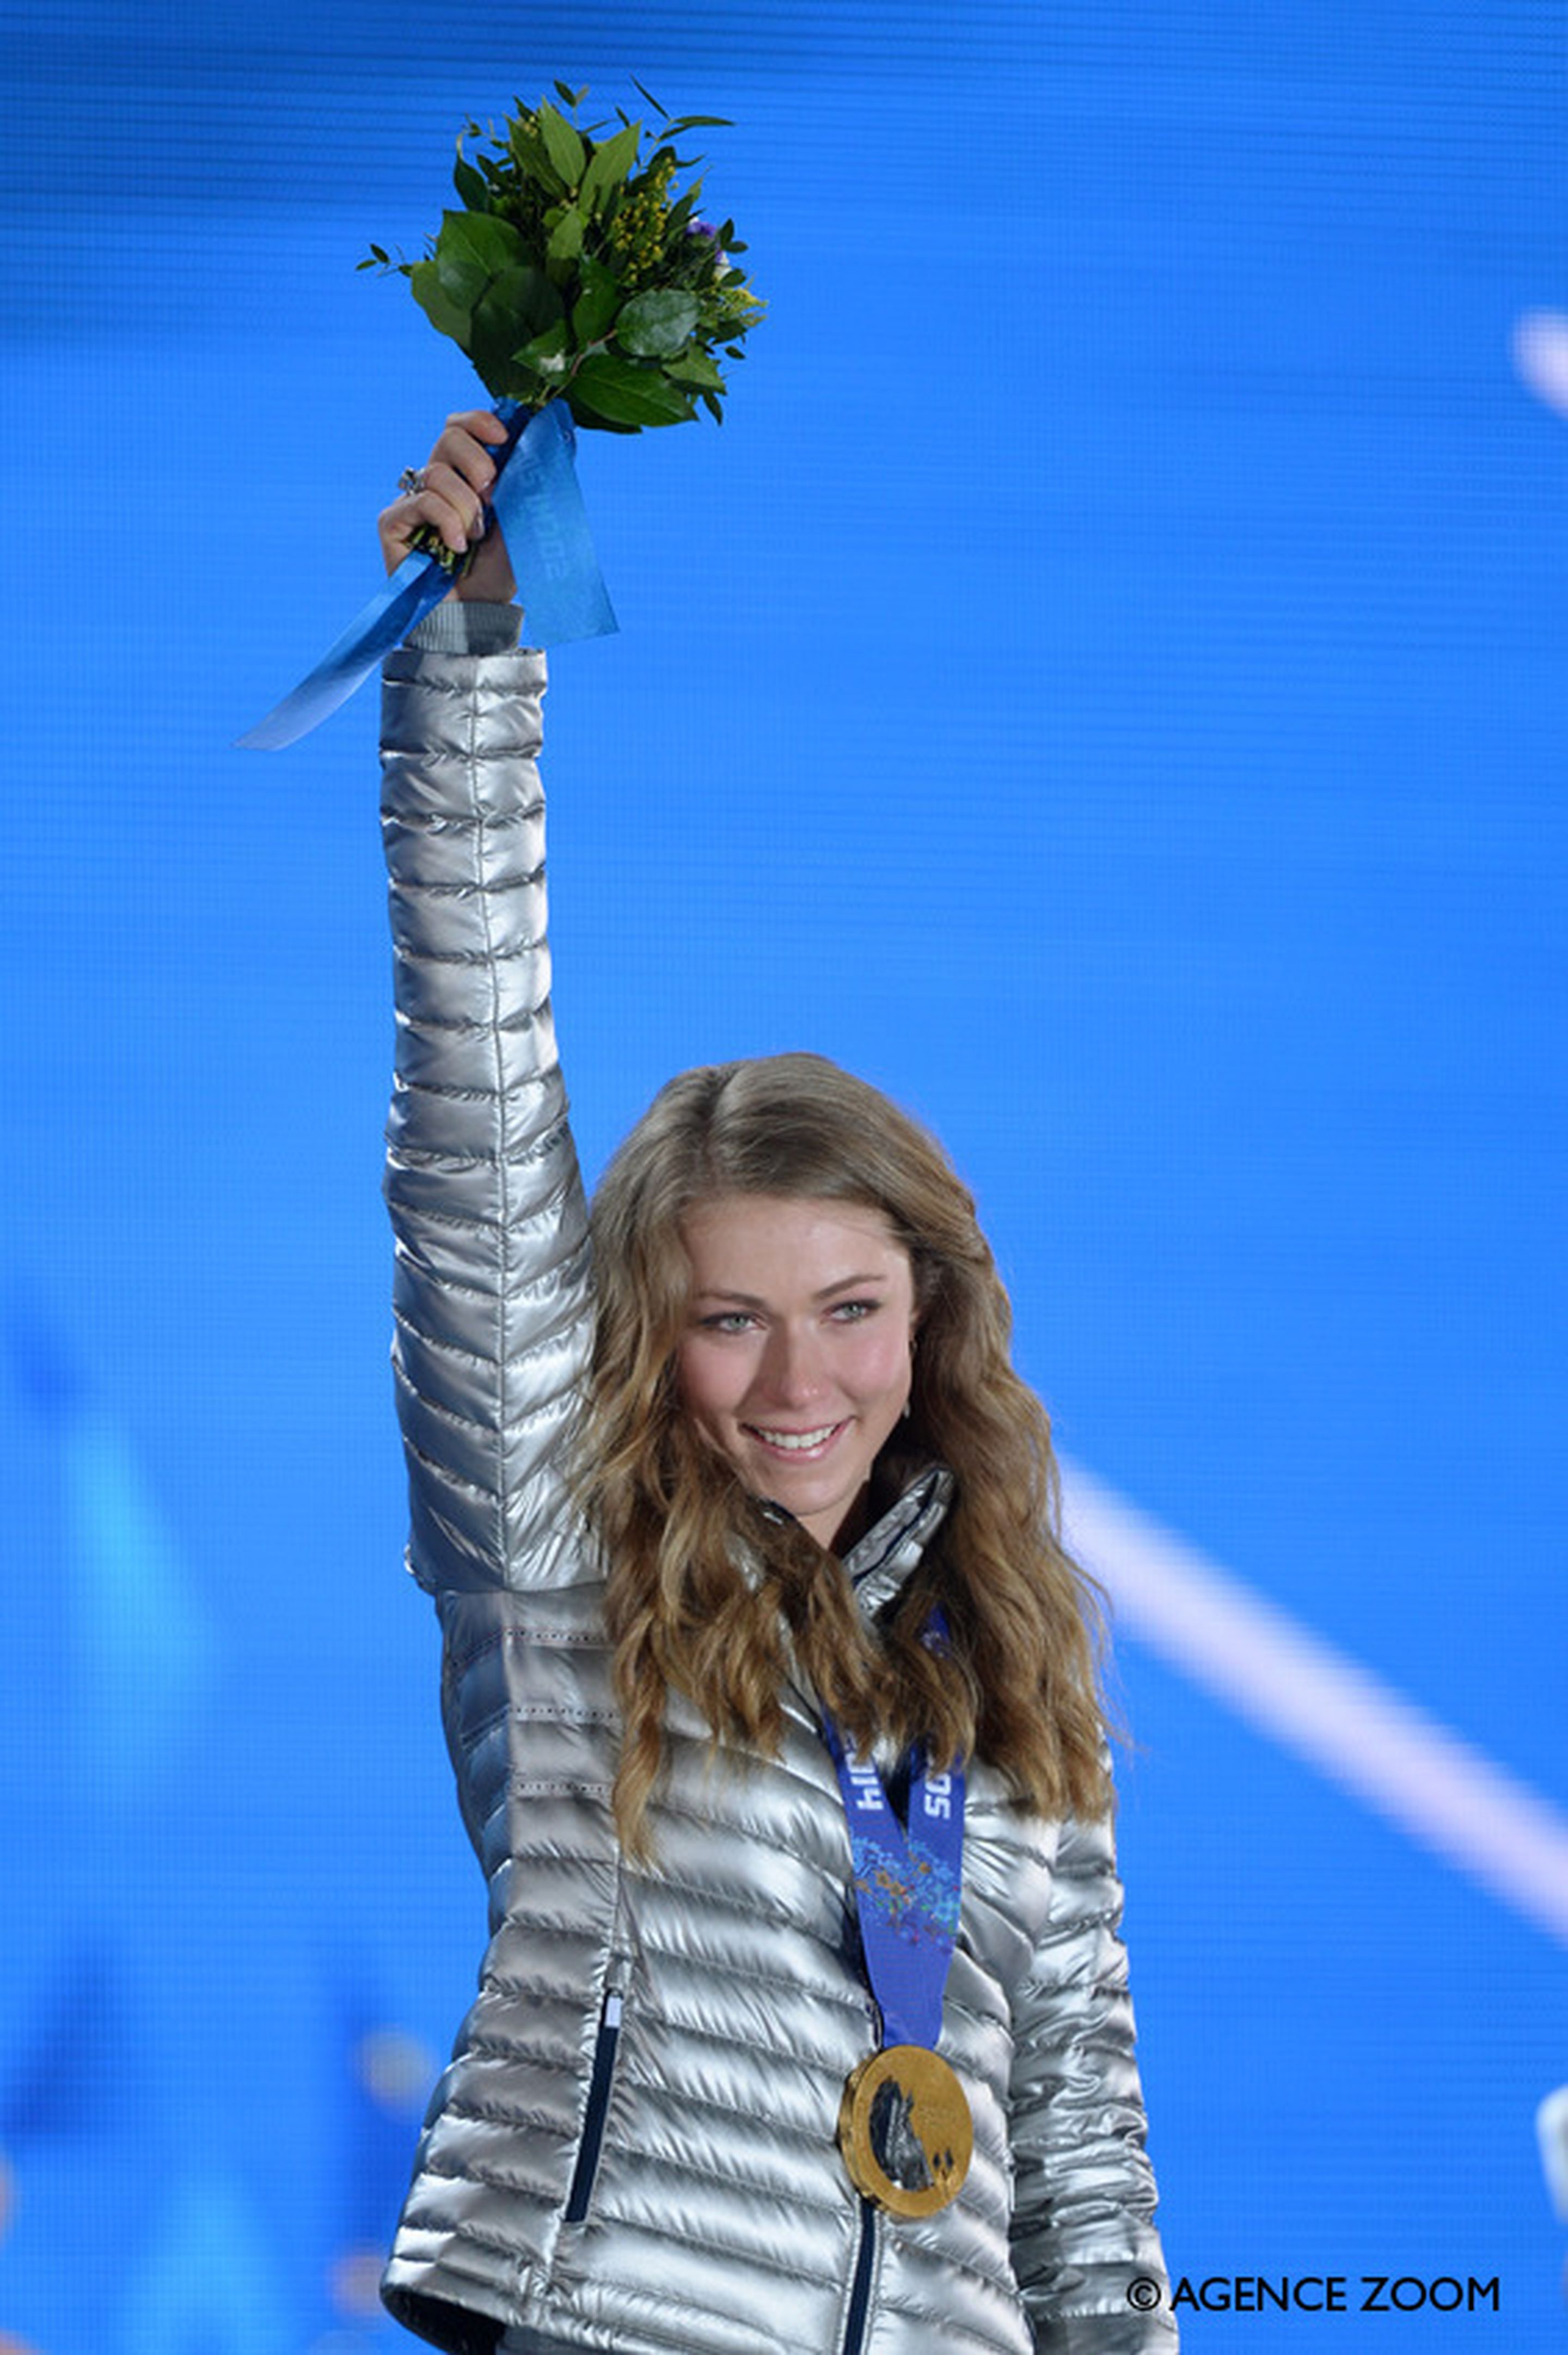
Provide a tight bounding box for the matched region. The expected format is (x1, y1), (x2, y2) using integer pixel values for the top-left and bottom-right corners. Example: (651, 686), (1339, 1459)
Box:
(236, 399), (617, 750)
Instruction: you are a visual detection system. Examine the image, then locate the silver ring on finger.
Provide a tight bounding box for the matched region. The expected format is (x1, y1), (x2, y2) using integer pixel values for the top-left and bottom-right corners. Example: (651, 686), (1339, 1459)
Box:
(397, 466), (428, 496)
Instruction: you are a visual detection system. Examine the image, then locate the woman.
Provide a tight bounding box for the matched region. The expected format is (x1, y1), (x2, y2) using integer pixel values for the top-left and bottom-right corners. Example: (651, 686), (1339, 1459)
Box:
(374, 412), (1177, 2354)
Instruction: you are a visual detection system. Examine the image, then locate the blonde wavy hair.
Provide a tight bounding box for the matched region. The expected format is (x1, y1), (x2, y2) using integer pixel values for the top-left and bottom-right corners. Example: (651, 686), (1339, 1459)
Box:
(577, 1052), (1113, 1856)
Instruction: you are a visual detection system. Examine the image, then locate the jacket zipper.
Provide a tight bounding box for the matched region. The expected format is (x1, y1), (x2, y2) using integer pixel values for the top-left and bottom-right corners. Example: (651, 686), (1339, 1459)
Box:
(841, 2196), (878, 2355)
(563, 1988), (623, 2224)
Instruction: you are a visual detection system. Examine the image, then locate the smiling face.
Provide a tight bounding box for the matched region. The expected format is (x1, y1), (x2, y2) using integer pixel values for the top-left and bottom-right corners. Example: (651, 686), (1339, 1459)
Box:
(675, 1193), (919, 1553)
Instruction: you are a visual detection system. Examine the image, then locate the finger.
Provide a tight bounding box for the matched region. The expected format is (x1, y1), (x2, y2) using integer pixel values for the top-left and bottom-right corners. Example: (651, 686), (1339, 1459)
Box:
(377, 496), (418, 573)
(428, 412), (509, 499)
(378, 412), (512, 576)
(398, 462), (488, 547)
(376, 486), (476, 574)
(445, 407), (510, 446)
(422, 459), (489, 546)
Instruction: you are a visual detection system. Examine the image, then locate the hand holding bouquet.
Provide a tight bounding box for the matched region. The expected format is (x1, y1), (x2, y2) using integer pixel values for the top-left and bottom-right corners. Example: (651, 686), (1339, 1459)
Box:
(241, 84), (760, 746)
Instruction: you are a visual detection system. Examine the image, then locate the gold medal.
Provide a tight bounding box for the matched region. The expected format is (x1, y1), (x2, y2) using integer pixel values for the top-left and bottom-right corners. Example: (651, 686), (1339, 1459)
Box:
(837, 2045), (973, 2217)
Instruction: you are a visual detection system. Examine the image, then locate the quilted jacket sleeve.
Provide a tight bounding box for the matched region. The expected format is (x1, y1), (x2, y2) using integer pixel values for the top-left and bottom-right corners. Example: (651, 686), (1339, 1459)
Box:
(380, 637), (593, 1594)
(1008, 1808), (1178, 2352)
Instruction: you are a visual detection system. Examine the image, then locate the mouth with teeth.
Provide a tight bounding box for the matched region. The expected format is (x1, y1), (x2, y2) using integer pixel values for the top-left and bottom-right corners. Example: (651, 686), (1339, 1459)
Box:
(743, 1420), (848, 1457)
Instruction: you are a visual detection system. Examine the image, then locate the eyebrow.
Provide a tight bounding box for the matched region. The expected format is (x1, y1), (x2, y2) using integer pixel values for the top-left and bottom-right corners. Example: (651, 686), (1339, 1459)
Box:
(692, 1274), (890, 1308)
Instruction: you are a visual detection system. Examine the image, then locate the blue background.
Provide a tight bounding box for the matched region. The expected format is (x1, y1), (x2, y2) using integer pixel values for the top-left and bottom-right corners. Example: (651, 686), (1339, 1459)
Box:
(2, 2), (1565, 2347)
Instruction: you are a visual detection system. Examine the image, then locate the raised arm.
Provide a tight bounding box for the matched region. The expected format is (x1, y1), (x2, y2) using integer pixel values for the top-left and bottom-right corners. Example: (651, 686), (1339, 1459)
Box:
(379, 413), (593, 1596)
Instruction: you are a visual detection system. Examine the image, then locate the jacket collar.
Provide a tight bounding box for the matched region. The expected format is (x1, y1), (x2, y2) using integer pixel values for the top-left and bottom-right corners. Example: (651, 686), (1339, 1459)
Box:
(841, 1464), (954, 1619)
(749, 1463), (953, 1612)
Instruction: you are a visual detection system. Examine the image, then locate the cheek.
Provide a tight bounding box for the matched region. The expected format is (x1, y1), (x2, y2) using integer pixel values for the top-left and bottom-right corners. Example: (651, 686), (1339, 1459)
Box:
(854, 1326), (917, 1408)
(672, 1339), (705, 1416)
(674, 1338), (737, 1426)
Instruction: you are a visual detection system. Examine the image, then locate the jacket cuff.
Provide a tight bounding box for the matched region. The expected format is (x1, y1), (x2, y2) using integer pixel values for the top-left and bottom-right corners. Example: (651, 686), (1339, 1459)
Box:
(406, 600), (524, 656)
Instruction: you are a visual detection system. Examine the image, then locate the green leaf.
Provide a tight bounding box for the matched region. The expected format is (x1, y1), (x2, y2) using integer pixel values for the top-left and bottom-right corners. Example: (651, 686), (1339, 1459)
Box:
(553, 78), (586, 110)
(504, 358), (549, 402)
(665, 348), (726, 390)
(629, 76), (669, 119)
(515, 320), (573, 378)
(546, 207), (585, 270)
(452, 154), (489, 210)
(579, 120), (642, 216)
(536, 100), (586, 188)
(418, 231), (566, 396)
(465, 264), (563, 390)
(567, 401), (639, 436)
(409, 255), (472, 344)
(571, 353), (696, 428)
(664, 114), (733, 132)
(571, 257), (622, 344)
(616, 288), (700, 359)
(507, 118), (568, 198)
(431, 209), (526, 309)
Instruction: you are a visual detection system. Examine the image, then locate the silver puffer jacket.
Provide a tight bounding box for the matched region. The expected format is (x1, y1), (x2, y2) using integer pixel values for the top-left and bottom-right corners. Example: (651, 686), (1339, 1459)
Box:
(376, 639), (1177, 2355)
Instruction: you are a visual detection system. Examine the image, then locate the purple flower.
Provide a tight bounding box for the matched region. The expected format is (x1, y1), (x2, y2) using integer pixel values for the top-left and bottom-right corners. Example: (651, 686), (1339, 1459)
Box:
(689, 218), (733, 278)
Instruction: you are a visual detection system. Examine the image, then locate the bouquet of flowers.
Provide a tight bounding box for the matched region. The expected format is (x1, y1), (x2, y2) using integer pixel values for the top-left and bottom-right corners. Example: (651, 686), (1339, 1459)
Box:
(363, 81), (765, 433)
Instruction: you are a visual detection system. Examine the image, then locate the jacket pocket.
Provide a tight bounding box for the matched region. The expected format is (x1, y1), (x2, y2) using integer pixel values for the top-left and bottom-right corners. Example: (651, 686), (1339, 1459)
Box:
(563, 1984), (624, 2224)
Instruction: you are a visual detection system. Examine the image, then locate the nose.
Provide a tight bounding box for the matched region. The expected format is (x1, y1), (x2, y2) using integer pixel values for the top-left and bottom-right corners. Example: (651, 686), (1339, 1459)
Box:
(758, 1321), (827, 1409)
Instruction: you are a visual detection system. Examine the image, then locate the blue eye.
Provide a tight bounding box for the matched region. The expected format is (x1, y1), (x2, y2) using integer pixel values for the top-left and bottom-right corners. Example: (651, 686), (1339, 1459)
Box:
(700, 1310), (756, 1334)
(830, 1299), (878, 1322)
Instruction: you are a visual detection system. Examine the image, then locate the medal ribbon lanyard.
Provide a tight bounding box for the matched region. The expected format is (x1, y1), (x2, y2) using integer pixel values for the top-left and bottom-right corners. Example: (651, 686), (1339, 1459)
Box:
(819, 1618), (965, 2054)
